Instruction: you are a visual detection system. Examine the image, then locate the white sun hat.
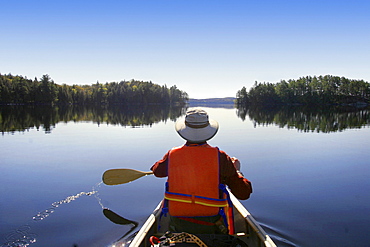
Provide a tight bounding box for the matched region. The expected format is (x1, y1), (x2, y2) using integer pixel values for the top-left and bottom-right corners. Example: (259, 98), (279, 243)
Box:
(175, 108), (219, 143)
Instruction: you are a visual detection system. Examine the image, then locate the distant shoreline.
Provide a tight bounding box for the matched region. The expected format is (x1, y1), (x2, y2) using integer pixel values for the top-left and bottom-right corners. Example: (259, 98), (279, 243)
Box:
(187, 98), (236, 108)
(188, 97), (235, 104)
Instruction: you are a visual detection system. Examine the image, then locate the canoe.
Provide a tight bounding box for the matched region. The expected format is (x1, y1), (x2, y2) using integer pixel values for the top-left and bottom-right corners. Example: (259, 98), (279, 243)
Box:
(114, 192), (277, 247)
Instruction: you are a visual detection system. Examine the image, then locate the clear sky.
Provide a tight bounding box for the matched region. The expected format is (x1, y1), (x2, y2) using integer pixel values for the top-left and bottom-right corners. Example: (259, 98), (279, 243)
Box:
(1, 0), (369, 99)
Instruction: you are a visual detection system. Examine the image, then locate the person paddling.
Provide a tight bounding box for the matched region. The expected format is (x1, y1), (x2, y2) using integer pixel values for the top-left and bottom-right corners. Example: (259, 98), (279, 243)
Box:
(151, 108), (252, 234)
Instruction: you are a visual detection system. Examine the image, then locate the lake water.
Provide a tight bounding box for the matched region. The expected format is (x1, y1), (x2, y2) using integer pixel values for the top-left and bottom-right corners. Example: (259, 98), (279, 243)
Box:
(1, 105), (369, 247)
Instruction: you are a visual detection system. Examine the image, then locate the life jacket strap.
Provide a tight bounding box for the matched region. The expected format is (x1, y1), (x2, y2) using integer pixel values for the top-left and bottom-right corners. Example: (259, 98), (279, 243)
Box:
(164, 192), (229, 207)
(219, 184), (235, 235)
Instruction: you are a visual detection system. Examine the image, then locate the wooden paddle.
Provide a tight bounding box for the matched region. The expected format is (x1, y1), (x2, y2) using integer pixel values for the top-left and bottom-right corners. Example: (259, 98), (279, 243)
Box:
(102, 168), (154, 185)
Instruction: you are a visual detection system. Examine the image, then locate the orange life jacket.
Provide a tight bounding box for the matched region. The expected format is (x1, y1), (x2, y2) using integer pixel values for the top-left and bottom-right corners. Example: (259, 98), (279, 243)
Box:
(164, 143), (228, 217)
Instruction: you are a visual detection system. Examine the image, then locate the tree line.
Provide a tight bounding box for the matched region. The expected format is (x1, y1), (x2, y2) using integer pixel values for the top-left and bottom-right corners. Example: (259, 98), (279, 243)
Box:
(236, 75), (370, 106)
(0, 73), (189, 105)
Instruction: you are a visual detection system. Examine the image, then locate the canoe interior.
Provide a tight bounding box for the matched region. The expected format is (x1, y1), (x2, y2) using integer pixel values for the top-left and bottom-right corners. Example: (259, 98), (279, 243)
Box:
(115, 193), (276, 247)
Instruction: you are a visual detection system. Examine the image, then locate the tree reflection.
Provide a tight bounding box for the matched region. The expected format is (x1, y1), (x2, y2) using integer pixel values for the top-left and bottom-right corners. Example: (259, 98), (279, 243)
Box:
(0, 105), (187, 134)
(237, 105), (370, 133)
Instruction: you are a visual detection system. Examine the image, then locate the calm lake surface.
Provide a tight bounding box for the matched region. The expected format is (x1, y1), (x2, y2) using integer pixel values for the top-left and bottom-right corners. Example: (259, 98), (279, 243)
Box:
(1, 105), (369, 247)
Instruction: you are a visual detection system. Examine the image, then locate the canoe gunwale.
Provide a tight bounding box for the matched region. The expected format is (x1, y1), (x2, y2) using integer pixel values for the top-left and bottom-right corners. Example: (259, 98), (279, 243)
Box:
(229, 193), (277, 247)
(128, 202), (162, 246)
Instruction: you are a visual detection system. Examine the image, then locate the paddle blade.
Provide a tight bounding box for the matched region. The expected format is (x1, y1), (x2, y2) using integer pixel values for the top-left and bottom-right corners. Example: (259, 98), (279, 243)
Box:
(103, 208), (139, 241)
(102, 168), (154, 185)
(103, 208), (138, 226)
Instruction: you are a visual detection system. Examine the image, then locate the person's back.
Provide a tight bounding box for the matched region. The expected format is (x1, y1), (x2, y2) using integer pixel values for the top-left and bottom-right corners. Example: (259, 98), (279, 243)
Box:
(151, 108), (252, 234)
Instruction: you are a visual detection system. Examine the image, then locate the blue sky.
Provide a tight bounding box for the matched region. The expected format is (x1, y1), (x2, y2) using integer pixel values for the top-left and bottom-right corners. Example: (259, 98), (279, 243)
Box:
(1, 0), (369, 99)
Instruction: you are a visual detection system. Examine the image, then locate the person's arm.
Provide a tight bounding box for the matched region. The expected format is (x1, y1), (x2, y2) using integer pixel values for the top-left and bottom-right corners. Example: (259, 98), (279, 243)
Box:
(219, 151), (252, 200)
(150, 151), (169, 177)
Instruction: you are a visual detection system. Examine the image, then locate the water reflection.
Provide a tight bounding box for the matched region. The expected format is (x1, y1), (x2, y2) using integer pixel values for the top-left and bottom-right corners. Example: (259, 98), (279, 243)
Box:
(2, 104), (369, 134)
(0, 105), (187, 134)
(237, 105), (370, 133)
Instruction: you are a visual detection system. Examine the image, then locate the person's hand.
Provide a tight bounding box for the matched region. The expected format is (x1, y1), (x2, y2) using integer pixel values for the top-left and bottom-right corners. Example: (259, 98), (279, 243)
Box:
(231, 157), (241, 170)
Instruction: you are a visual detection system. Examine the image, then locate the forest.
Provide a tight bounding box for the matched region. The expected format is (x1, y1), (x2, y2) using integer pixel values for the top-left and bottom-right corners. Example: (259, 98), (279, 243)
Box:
(0, 74), (189, 106)
(236, 75), (370, 106)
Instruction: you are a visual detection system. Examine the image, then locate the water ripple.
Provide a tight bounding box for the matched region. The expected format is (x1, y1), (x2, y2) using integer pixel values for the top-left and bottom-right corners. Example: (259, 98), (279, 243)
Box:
(1, 225), (37, 247)
(259, 222), (298, 247)
(1, 184), (101, 247)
